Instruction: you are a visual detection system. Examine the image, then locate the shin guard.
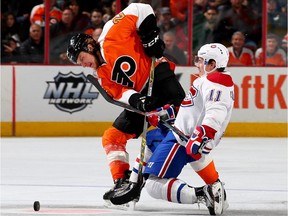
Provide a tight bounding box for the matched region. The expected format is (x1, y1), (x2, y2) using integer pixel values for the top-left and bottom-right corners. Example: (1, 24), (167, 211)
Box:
(102, 127), (135, 180)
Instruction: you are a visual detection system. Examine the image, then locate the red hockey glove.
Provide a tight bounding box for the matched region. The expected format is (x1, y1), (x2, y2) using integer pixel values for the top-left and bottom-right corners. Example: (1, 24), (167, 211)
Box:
(186, 125), (216, 160)
(147, 104), (176, 127)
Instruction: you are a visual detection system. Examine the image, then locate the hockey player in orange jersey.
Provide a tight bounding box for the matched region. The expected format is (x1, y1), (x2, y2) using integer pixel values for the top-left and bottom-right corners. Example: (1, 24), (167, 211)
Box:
(66, 3), (185, 203)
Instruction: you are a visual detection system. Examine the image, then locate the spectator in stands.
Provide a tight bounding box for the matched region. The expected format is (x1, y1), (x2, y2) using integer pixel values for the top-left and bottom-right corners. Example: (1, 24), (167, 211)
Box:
(158, 6), (188, 53)
(77, 0), (104, 17)
(30, 0), (62, 27)
(50, 7), (76, 64)
(1, 12), (22, 46)
(111, 0), (118, 15)
(1, 0), (35, 41)
(92, 27), (103, 41)
(281, 33), (288, 63)
(193, 6), (220, 53)
(267, 0), (287, 39)
(84, 8), (105, 36)
(50, 7), (74, 38)
(19, 23), (44, 63)
(193, 0), (208, 26)
(217, 0), (261, 46)
(1, 36), (21, 63)
(207, 0), (230, 10)
(169, 0), (188, 23)
(158, 7), (176, 38)
(227, 31), (254, 66)
(102, 0), (117, 23)
(67, 0), (90, 31)
(163, 31), (187, 65)
(281, 33), (288, 52)
(255, 33), (286, 66)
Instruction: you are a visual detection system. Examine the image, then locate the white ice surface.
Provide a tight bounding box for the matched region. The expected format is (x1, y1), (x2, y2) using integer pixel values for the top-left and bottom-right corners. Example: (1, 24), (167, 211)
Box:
(1, 137), (287, 215)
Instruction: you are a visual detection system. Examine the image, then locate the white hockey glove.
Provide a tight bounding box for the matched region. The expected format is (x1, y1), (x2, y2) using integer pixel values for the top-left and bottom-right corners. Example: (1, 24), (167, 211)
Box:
(186, 125), (216, 160)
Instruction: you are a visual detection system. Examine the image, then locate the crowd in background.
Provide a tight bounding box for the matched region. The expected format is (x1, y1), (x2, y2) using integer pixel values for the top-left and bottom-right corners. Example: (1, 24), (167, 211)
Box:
(1, 0), (287, 66)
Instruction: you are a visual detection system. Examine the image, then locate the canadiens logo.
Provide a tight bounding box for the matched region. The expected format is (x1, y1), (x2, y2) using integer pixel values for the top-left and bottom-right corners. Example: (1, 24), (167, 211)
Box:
(44, 72), (99, 113)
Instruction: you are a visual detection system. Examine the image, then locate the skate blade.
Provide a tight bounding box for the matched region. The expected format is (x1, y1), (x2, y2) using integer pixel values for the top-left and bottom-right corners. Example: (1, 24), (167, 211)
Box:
(104, 200), (136, 211)
(212, 184), (225, 215)
(223, 198), (229, 212)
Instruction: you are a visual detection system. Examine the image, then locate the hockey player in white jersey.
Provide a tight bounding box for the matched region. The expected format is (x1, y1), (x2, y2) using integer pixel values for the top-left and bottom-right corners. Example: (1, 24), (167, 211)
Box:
(111, 43), (234, 215)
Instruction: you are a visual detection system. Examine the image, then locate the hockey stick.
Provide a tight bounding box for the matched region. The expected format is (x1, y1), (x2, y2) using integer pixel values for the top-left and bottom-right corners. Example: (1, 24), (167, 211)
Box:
(86, 75), (145, 115)
(87, 58), (155, 181)
(138, 57), (155, 181)
(86, 75), (188, 142)
(87, 71), (190, 205)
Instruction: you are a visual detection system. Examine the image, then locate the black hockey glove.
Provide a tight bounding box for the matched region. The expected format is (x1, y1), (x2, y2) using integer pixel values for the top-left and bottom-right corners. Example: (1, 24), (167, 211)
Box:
(139, 28), (165, 58)
(129, 93), (158, 112)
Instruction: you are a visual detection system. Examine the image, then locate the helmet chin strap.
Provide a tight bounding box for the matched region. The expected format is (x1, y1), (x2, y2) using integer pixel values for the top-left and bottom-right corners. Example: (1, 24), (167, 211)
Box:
(203, 64), (217, 75)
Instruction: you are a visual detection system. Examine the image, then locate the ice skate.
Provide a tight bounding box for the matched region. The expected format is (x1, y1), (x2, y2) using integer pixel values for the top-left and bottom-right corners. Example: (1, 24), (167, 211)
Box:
(198, 180), (228, 215)
(103, 170), (132, 208)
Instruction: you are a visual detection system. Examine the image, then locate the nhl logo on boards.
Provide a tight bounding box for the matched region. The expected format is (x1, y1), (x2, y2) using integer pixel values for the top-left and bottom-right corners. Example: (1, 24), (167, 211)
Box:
(44, 72), (99, 113)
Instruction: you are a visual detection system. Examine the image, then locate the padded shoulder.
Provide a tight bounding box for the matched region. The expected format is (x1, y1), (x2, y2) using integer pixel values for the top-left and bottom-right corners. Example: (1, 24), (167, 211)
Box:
(207, 72), (233, 87)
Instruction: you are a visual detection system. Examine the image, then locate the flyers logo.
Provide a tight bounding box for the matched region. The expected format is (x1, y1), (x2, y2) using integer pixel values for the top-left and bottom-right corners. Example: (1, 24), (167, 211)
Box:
(181, 85), (198, 106)
(111, 56), (136, 88)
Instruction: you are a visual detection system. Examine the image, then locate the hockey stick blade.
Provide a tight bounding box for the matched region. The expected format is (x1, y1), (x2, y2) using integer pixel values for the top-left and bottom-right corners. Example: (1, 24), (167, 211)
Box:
(104, 199), (136, 210)
(110, 178), (143, 205)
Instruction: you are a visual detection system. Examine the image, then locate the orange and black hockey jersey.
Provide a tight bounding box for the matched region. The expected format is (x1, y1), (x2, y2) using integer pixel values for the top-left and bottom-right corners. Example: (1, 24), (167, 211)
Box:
(96, 3), (158, 104)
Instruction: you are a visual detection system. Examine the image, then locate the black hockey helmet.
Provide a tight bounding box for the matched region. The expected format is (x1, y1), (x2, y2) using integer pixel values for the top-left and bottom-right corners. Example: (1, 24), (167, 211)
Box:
(67, 33), (94, 64)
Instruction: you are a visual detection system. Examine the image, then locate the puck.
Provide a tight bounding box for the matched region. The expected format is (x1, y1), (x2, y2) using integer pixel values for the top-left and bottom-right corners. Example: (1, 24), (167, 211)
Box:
(33, 201), (40, 211)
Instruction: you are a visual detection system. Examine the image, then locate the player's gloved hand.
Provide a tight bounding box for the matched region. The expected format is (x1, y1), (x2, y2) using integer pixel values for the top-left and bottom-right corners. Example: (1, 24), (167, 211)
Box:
(186, 125), (216, 160)
(129, 93), (158, 112)
(147, 104), (176, 127)
(139, 28), (165, 58)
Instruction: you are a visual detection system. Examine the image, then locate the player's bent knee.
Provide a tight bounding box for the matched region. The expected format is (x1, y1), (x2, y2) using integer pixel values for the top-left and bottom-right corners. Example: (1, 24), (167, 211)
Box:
(146, 177), (160, 199)
(102, 127), (135, 149)
(145, 175), (166, 200)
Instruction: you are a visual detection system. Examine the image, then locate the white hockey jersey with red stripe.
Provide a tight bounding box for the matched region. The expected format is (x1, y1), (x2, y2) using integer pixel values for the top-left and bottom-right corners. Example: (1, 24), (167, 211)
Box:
(96, 3), (154, 104)
(174, 71), (234, 149)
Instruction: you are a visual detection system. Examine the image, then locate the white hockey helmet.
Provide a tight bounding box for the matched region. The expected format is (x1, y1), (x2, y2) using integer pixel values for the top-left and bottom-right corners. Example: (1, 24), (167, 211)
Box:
(196, 43), (229, 68)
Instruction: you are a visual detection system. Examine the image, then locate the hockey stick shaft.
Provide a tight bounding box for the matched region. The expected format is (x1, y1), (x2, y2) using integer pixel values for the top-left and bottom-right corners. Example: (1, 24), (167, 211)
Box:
(138, 57), (155, 176)
(86, 74), (145, 115)
(86, 73), (188, 141)
(159, 120), (189, 142)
